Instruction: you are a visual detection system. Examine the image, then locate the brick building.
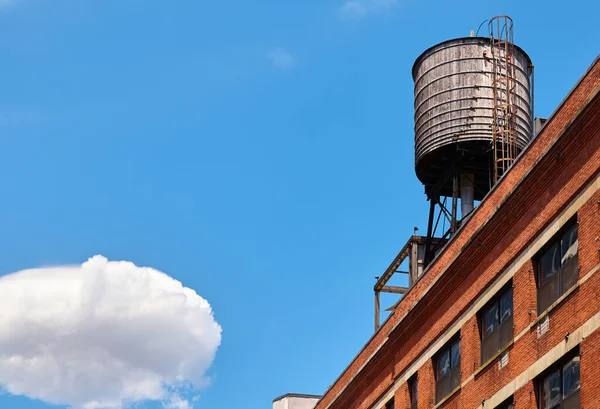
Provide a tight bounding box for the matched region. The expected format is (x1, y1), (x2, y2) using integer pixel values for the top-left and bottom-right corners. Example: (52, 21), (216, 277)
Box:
(311, 54), (600, 409)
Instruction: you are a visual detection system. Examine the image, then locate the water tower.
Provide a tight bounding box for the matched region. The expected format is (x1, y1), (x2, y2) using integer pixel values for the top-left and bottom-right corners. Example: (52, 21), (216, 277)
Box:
(413, 16), (534, 264)
(373, 16), (534, 331)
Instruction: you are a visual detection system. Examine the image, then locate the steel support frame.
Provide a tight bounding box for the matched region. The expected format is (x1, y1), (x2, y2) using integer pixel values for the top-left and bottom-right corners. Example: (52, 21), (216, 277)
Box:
(373, 237), (423, 331)
(424, 152), (463, 266)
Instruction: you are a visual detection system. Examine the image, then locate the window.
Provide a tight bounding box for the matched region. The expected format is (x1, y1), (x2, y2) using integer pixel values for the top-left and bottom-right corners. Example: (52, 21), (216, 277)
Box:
(536, 221), (578, 313)
(384, 397), (394, 409)
(539, 355), (580, 409)
(480, 285), (513, 364)
(408, 375), (418, 409)
(496, 397), (514, 409)
(434, 337), (460, 403)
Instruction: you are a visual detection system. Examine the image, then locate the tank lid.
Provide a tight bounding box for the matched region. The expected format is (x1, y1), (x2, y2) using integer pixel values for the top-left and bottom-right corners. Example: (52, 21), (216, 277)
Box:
(412, 36), (532, 80)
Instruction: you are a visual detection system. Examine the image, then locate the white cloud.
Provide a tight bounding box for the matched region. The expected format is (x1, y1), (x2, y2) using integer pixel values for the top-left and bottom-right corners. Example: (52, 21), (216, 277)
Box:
(340, 0), (398, 19)
(165, 395), (192, 409)
(0, 255), (222, 409)
(267, 47), (296, 69)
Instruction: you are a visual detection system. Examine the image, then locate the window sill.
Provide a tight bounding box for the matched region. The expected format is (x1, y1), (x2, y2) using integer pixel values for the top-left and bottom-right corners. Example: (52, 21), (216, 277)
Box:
(473, 339), (514, 378)
(432, 385), (461, 409)
(531, 282), (580, 328)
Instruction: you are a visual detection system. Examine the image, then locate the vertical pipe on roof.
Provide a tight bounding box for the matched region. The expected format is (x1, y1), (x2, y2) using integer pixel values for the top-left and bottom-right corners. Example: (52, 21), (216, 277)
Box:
(461, 173), (475, 218)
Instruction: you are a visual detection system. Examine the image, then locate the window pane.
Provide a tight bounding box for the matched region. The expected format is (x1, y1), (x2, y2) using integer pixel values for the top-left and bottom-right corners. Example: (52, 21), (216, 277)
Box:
(563, 356), (580, 398)
(539, 243), (560, 287)
(561, 224), (578, 266)
(410, 378), (418, 404)
(500, 288), (513, 323)
(450, 340), (460, 369)
(542, 370), (561, 409)
(497, 400), (514, 409)
(437, 351), (449, 379)
(483, 303), (499, 338)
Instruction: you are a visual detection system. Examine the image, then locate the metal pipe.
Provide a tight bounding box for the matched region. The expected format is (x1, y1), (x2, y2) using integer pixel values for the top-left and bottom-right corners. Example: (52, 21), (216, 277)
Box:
(461, 173), (475, 218)
(424, 197), (436, 266)
(374, 291), (381, 332)
(530, 64), (535, 136)
(451, 167), (459, 234)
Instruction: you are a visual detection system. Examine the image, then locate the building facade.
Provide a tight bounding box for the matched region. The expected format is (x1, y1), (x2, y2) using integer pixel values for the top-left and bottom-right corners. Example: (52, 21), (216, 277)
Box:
(273, 394), (321, 409)
(312, 57), (600, 409)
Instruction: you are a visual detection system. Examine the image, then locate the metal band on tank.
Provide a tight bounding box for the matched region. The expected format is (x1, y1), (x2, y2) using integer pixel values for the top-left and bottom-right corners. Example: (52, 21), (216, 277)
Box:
(412, 36), (533, 169)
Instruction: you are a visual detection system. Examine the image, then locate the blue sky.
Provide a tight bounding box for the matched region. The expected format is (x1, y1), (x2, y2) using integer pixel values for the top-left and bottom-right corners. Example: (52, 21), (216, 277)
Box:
(0, 0), (597, 408)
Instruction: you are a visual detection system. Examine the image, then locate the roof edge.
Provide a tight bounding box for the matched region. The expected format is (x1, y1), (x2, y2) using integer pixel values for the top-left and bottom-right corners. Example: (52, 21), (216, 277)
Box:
(273, 393), (322, 403)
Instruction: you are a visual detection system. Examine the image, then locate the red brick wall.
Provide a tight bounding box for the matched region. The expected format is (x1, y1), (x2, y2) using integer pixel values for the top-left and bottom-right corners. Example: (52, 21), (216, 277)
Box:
(315, 59), (600, 409)
(513, 381), (534, 408)
(578, 189), (600, 274)
(418, 361), (435, 409)
(393, 380), (408, 409)
(580, 329), (600, 409)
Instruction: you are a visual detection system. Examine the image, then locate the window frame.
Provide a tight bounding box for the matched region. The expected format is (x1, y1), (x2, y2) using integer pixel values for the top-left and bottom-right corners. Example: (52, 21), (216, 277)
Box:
(479, 283), (514, 365)
(496, 397), (514, 409)
(384, 397), (394, 409)
(408, 375), (418, 409)
(537, 353), (580, 409)
(535, 219), (579, 314)
(434, 336), (460, 404)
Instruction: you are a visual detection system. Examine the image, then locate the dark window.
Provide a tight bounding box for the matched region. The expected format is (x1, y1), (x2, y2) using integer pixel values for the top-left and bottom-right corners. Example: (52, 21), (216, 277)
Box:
(434, 337), (460, 403)
(385, 397), (394, 409)
(408, 375), (418, 409)
(497, 397), (514, 409)
(536, 221), (578, 313)
(480, 285), (513, 364)
(539, 355), (580, 409)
